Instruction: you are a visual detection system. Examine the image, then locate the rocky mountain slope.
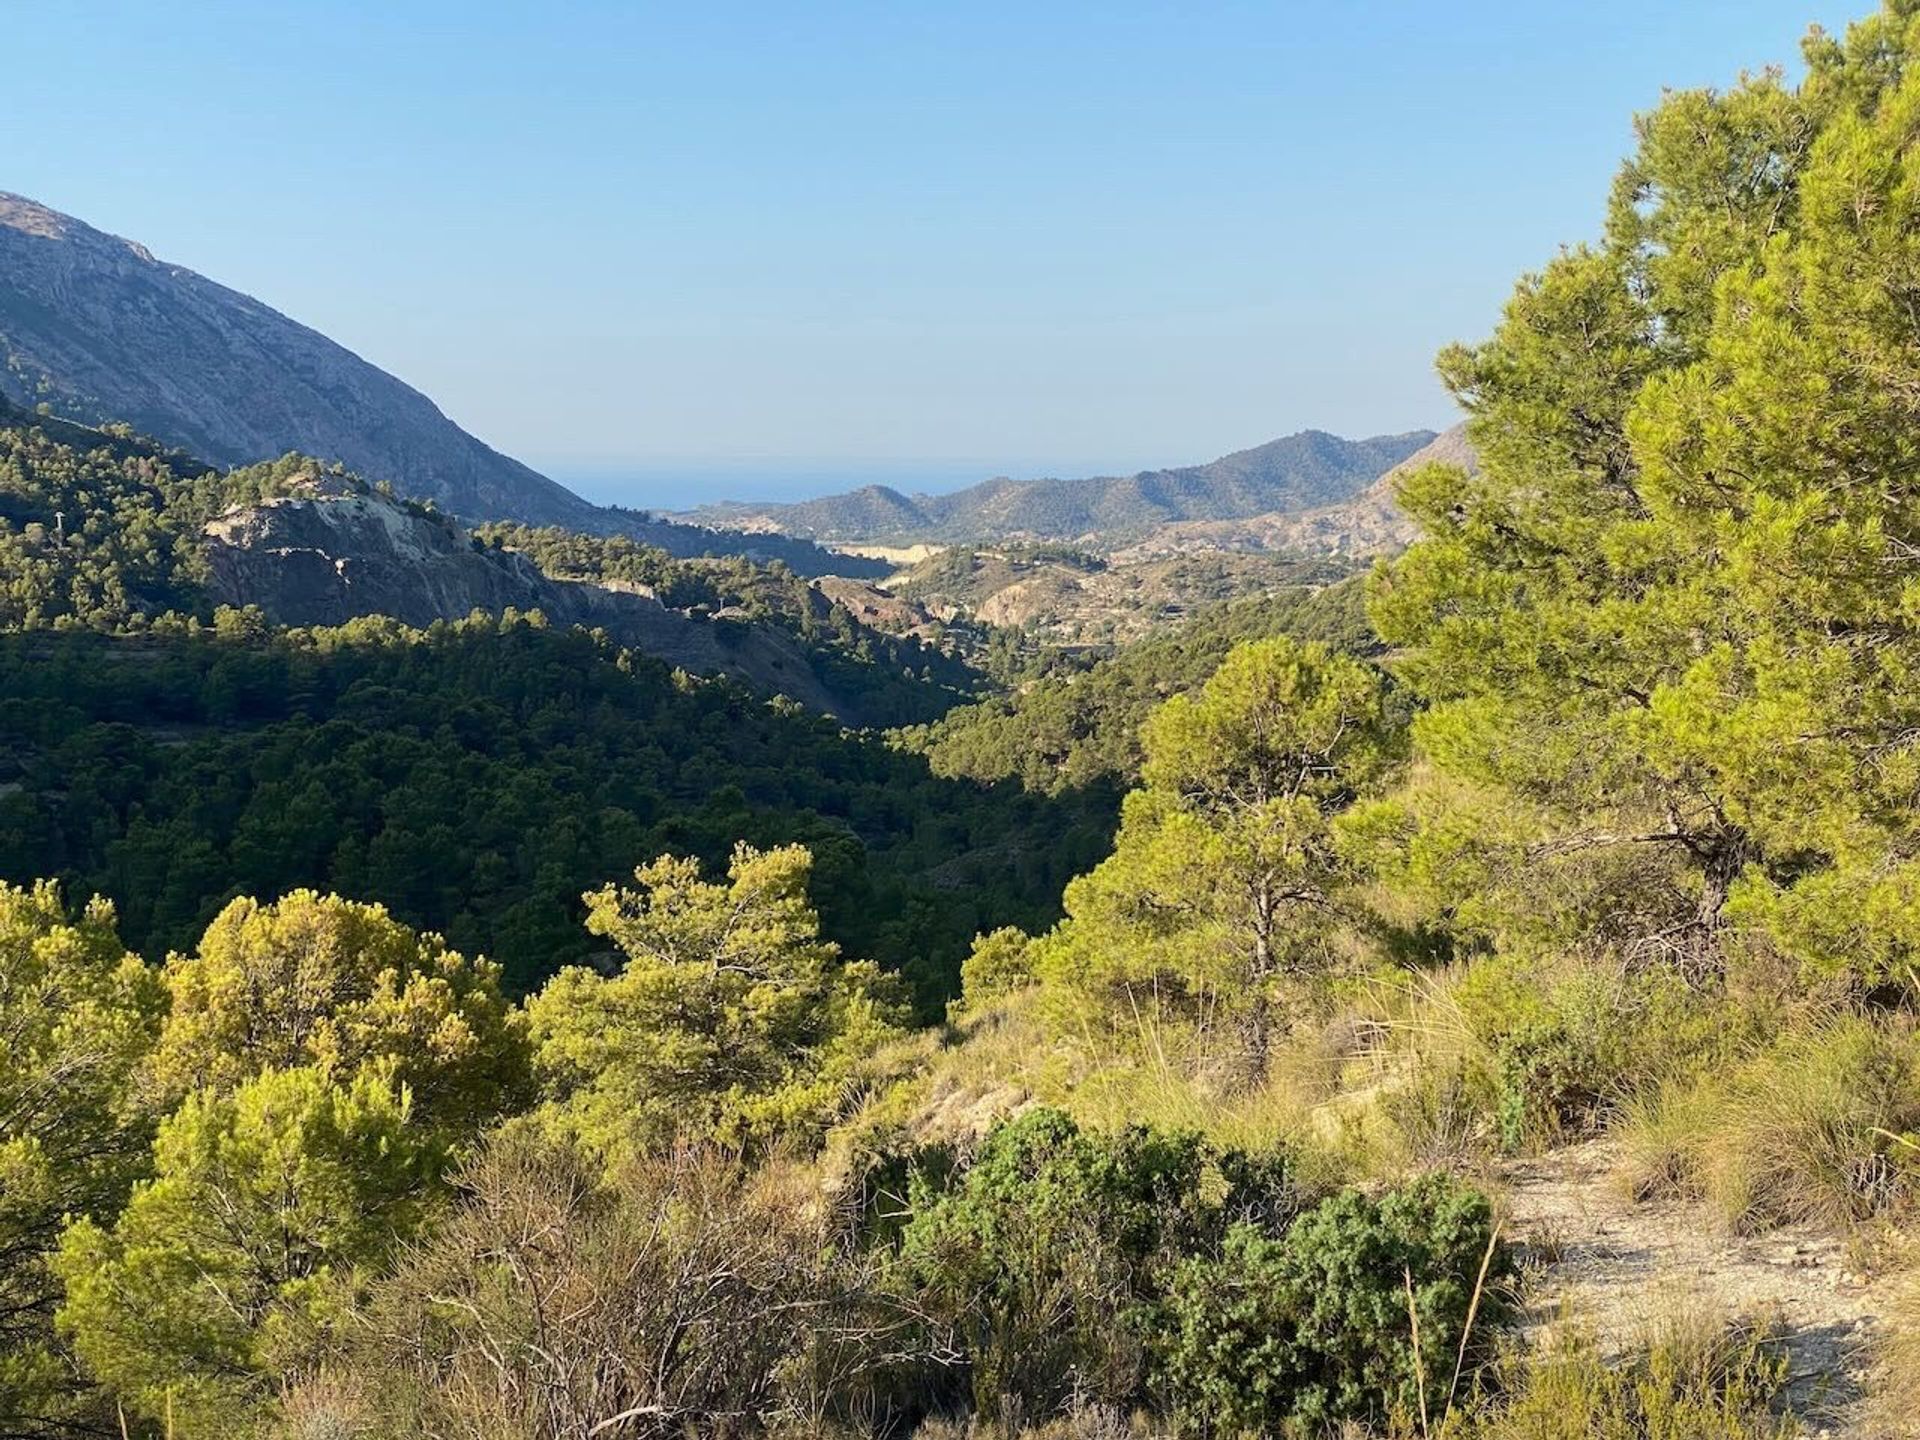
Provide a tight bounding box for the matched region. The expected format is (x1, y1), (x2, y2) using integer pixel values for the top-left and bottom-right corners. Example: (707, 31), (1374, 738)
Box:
(889, 544), (1344, 647)
(1113, 424), (1476, 561)
(0, 192), (598, 527)
(201, 479), (867, 714)
(683, 429), (1437, 546)
(0, 198), (882, 576)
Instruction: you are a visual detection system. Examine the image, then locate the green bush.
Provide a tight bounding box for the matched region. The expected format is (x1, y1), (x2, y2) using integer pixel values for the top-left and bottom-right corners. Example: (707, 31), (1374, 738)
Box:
(1154, 1173), (1510, 1437)
(953, 926), (1038, 1014)
(898, 1108), (1295, 1423)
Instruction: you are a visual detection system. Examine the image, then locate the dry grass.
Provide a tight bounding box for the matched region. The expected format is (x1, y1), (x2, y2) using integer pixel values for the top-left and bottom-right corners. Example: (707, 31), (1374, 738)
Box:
(1871, 1268), (1920, 1438)
(1451, 1308), (1797, 1440)
(1613, 1015), (1920, 1235)
(1613, 1082), (1714, 1205)
(844, 986), (1350, 1163)
(907, 1403), (1153, 1440)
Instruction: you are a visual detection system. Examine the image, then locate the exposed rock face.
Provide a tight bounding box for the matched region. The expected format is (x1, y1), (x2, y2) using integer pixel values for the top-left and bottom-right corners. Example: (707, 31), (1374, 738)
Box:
(202, 485), (845, 714)
(811, 576), (940, 636)
(0, 192), (596, 527)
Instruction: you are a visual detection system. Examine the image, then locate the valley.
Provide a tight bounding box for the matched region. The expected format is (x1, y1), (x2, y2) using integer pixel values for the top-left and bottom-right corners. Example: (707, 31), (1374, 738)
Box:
(9, 5), (1920, 1438)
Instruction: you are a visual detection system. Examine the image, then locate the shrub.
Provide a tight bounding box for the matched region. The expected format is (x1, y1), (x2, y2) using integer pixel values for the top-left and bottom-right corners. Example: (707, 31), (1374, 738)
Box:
(303, 1132), (912, 1440)
(954, 927), (1038, 1014)
(1153, 1172), (1510, 1437)
(899, 1108), (1296, 1424)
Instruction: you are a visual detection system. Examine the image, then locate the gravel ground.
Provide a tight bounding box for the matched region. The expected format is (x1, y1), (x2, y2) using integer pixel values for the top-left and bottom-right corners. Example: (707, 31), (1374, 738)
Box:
(1498, 1138), (1894, 1436)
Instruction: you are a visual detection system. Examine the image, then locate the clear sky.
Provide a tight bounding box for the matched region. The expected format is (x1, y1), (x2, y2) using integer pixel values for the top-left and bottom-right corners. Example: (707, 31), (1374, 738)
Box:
(2, 0), (1864, 505)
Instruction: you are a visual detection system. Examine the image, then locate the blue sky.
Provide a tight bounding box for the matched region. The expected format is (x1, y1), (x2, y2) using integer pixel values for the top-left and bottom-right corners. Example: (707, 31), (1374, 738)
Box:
(3, 1), (1862, 504)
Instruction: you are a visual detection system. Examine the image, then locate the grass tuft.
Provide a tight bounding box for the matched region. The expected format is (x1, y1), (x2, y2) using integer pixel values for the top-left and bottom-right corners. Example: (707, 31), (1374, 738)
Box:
(1614, 1015), (1920, 1234)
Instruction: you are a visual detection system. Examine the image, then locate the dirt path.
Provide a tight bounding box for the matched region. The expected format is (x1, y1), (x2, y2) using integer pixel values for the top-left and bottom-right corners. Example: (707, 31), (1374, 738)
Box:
(1498, 1138), (1890, 1436)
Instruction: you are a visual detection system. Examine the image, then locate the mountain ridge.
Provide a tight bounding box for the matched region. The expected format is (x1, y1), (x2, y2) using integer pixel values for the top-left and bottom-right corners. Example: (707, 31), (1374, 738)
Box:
(1112, 423), (1476, 561)
(0, 191), (598, 528)
(681, 428), (1437, 545)
(0, 198), (885, 578)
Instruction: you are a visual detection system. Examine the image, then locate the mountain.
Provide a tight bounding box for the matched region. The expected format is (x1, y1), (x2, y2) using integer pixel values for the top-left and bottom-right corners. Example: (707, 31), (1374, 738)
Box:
(683, 429), (1437, 546)
(0, 192), (601, 527)
(0, 400), (925, 721)
(0, 193), (886, 577)
(200, 478), (870, 714)
(1113, 423), (1477, 561)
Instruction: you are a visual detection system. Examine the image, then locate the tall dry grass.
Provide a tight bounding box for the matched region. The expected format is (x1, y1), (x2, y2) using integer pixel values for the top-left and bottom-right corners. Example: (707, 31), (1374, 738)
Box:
(1615, 1014), (1920, 1234)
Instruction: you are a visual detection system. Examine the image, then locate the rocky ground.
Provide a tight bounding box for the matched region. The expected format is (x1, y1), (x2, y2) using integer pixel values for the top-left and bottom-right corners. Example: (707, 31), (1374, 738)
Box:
(1501, 1138), (1893, 1436)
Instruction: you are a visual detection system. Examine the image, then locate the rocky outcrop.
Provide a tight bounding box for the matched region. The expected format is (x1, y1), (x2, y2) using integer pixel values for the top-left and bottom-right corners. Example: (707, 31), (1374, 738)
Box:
(202, 484), (846, 714)
(0, 192), (596, 527)
(812, 576), (940, 636)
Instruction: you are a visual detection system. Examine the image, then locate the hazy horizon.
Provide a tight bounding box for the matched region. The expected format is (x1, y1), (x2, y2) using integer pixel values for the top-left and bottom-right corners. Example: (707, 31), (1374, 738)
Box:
(4, 0), (1859, 509)
(547, 420), (1451, 512)
(553, 457), (1131, 513)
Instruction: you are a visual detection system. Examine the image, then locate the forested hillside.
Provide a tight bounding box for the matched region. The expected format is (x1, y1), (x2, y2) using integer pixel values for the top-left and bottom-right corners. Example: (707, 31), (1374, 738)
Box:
(0, 403), (1119, 1010)
(473, 520), (980, 724)
(899, 577), (1376, 793)
(16, 4), (1920, 1439)
(0, 406), (960, 721)
(0, 618), (1110, 1008)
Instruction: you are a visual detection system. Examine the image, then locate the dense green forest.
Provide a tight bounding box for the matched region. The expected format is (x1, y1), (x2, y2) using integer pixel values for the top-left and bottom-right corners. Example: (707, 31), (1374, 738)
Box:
(16, 4), (1920, 1438)
(0, 403), (316, 629)
(0, 617), (1110, 1007)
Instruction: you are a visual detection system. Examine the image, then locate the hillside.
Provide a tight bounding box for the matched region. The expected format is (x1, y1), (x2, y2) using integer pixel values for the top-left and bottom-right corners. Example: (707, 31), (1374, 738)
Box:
(20, 8), (1920, 1440)
(1114, 423), (1477, 561)
(0, 194), (886, 579)
(0, 403), (950, 724)
(683, 428), (1436, 545)
(0, 621), (1111, 1010)
(897, 578), (1377, 794)
(890, 542), (1347, 647)
(594, 504), (889, 578)
(204, 481), (875, 714)
(0, 192), (598, 527)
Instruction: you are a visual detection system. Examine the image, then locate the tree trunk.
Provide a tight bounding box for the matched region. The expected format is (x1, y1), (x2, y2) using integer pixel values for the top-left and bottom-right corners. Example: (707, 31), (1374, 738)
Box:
(1239, 993), (1273, 1086)
(1681, 822), (1752, 973)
